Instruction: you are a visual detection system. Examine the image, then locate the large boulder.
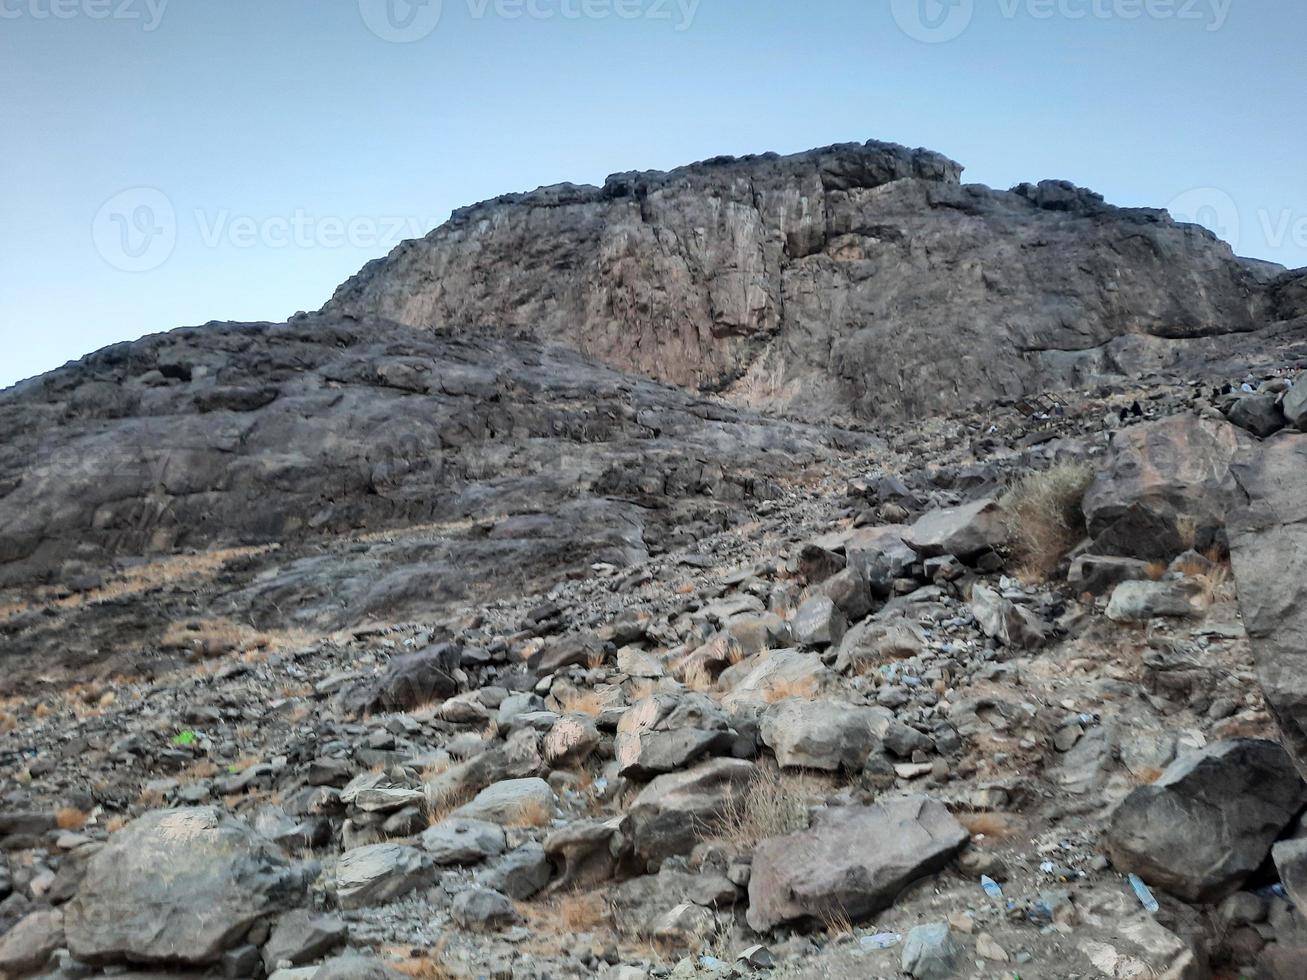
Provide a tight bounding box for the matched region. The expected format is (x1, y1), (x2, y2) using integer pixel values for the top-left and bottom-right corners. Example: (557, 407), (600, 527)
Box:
(903, 498), (1009, 560)
(1106, 739), (1306, 903)
(334, 843), (433, 909)
(746, 796), (968, 931)
(629, 758), (757, 862)
(759, 698), (887, 771)
(64, 807), (311, 965)
(970, 584), (1047, 649)
(1105, 579), (1200, 624)
(1228, 433), (1307, 776)
(614, 693), (736, 777)
(1083, 414), (1253, 560)
(451, 777), (558, 826)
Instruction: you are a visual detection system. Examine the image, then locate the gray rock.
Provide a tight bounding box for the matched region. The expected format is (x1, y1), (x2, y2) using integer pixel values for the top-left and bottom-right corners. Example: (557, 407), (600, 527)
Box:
(817, 567), (873, 622)
(262, 910), (347, 972)
(1227, 393), (1286, 438)
(543, 816), (630, 891)
(759, 698), (885, 772)
(450, 887), (519, 930)
(903, 499), (1009, 561)
(543, 714), (602, 767)
(477, 843), (551, 900)
(450, 777), (558, 826)
(1105, 579), (1200, 623)
(1271, 838), (1307, 912)
(630, 758), (757, 862)
(791, 595), (848, 648)
(64, 807), (310, 965)
(1067, 554), (1152, 596)
(614, 693), (735, 778)
(1280, 381), (1307, 430)
(747, 796), (968, 931)
(420, 818), (507, 866)
(1107, 739), (1307, 902)
(0, 907), (64, 976)
(901, 923), (965, 980)
(346, 643), (460, 714)
(334, 843), (434, 909)
(312, 954), (405, 979)
(970, 584), (1046, 649)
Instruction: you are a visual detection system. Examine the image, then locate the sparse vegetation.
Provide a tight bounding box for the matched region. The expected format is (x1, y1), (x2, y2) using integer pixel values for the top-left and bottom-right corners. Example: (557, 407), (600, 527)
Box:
(507, 797), (554, 828)
(712, 763), (825, 849)
(1001, 462), (1093, 581)
(56, 806), (90, 830)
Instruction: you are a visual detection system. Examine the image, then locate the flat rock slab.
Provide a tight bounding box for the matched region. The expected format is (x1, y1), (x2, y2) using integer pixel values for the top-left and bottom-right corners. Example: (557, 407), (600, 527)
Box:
(747, 796), (968, 932)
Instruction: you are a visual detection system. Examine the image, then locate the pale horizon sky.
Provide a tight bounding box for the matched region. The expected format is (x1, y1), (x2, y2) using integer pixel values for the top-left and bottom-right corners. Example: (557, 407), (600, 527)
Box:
(2, 0), (1305, 389)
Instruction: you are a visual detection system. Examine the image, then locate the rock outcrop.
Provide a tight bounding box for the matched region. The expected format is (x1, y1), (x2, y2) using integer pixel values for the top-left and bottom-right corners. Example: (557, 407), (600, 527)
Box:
(325, 141), (1270, 421)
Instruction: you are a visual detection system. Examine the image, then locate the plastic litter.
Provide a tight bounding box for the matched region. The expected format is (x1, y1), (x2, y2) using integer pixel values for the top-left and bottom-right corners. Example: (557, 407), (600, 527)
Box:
(859, 932), (902, 950)
(1129, 873), (1160, 913)
(980, 875), (1004, 899)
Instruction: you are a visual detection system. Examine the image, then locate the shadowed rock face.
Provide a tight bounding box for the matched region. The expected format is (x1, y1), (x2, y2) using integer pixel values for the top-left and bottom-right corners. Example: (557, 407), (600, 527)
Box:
(0, 314), (868, 622)
(325, 140), (1272, 420)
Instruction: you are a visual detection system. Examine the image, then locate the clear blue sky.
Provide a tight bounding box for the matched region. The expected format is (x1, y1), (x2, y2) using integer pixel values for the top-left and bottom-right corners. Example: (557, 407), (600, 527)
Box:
(2, 0), (1305, 389)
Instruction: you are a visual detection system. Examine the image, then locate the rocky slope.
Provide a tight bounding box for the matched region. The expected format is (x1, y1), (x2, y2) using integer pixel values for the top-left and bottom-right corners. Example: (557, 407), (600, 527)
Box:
(3, 140), (1307, 980)
(326, 140), (1283, 421)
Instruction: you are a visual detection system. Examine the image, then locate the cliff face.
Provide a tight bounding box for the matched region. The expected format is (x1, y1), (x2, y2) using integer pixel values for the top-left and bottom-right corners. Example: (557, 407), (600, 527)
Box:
(325, 140), (1272, 420)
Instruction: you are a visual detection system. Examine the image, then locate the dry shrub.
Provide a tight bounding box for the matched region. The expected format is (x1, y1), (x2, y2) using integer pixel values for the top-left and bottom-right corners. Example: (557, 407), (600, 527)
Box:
(56, 807), (89, 830)
(556, 688), (612, 717)
(680, 658), (716, 694)
(387, 941), (455, 979)
(0, 712), (16, 733)
(712, 764), (824, 849)
(819, 904), (855, 938)
(1195, 563), (1234, 607)
(33, 702), (52, 719)
(760, 675), (819, 705)
(1001, 463), (1094, 580)
(1145, 560), (1168, 581)
(425, 784), (476, 825)
(104, 814), (127, 833)
(559, 892), (610, 933)
(507, 797), (554, 829)
(957, 811), (1019, 840)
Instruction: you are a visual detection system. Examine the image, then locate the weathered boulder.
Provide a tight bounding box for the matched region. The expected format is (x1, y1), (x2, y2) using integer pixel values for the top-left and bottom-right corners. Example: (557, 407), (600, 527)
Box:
(901, 922), (965, 980)
(630, 758), (756, 862)
(903, 499), (1009, 560)
(817, 567), (874, 622)
(719, 649), (835, 710)
(261, 910), (347, 973)
(64, 807), (311, 965)
(845, 525), (918, 596)
(614, 693), (736, 777)
(1105, 579), (1200, 623)
(478, 844), (552, 900)
(791, 595), (848, 647)
(759, 698), (886, 771)
(1281, 381), (1307, 430)
(1226, 394), (1286, 438)
(424, 728), (543, 808)
(1083, 414), (1252, 560)
(0, 907), (64, 976)
(451, 777), (558, 826)
(834, 616), (927, 674)
(345, 643), (460, 714)
(451, 887), (519, 930)
(1228, 433), (1307, 776)
(1271, 838), (1307, 911)
(746, 796), (968, 931)
(970, 584), (1047, 649)
(313, 954), (406, 979)
(543, 816), (631, 891)
(529, 632), (605, 676)
(334, 843), (433, 909)
(419, 818), (507, 866)
(1106, 739), (1306, 902)
(1067, 554), (1151, 596)
(543, 714), (602, 767)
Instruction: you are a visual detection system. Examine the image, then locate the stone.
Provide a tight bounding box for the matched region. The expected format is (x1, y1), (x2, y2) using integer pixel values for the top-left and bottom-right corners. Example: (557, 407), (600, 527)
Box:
(970, 584), (1046, 649)
(334, 843), (434, 909)
(1281, 382), (1307, 430)
(1105, 579), (1200, 623)
(614, 693), (735, 778)
(543, 714), (601, 767)
(261, 910), (347, 972)
(759, 698), (885, 772)
(543, 816), (630, 891)
(420, 818), (507, 866)
(530, 632), (605, 676)
(1270, 838), (1307, 911)
(718, 649), (834, 710)
(1083, 414), (1253, 560)
(791, 595), (847, 647)
(451, 887), (519, 930)
(64, 807), (311, 965)
(312, 954), (406, 979)
(903, 498), (1009, 560)
(901, 923), (965, 980)
(630, 758), (757, 862)
(845, 525), (918, 596)
(1081, 916), (1204, 980)
(1106, 739), (1306, 902)
(834, 617), (926, 673)
(423, 728), (544, 808)
(747, 796), (968, 931)
(0, 907), (64, 976)
(817, 568), (873, 622)
(452, 776), (558, 826)
(1228, 432), (1307, 777)
(350, 643), (460, 714)
(1067, 554), (1151, 596)
(1227, 393), (1286, 438)
(477, 843), (551, 900)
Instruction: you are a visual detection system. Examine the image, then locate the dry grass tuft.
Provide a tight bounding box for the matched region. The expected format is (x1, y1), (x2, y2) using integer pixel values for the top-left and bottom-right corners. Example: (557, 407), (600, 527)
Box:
(679, 658), (716, 694)
(56, 807), (90, 830)
(712, 763), (824, 849)
(0, 712), (17, 732)
(33, 702), (52, 719)
(559, 892), (610, 933)
(556, 688), (613, 717)
(105, 814), (127, 833)
(507, 797), (554, 829)
(819, 904), (855, 938)
(760, 675), (819, 704)
(1145, 560), (1168, 581)
(425, 784), (476, 826)
(1001, 463), (1094, 580)
(957, 811), (1020, 840)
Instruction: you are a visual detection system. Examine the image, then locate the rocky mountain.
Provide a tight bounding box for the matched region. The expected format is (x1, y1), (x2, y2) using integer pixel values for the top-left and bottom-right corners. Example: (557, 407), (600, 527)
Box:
(327, 140), (1284, 420)
(3, 140), (1307, 980)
